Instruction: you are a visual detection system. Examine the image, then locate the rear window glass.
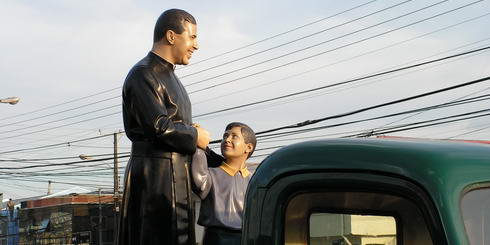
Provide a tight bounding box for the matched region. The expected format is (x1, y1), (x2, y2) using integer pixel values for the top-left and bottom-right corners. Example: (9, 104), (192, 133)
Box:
(310, 213), (397, 245)
(461, 188), (490, 245)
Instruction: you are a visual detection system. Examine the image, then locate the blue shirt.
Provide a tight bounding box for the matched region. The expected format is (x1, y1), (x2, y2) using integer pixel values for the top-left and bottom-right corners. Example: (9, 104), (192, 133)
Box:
(191, 149), (255, 230)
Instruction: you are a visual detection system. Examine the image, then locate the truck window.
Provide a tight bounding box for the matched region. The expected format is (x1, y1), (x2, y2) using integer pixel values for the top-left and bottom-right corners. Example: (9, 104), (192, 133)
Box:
(310, 213), (397, 245)
(461, 188), (490, 245)
(285, 192), (433, 245)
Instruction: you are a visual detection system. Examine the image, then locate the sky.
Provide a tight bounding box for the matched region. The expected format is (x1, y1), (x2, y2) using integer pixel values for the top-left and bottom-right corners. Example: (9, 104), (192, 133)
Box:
(0, 0), (489, 199)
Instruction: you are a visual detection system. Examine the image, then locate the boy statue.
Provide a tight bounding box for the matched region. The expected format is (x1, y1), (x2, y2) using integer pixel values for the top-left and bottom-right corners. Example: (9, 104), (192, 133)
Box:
(192, 122), (257, 245)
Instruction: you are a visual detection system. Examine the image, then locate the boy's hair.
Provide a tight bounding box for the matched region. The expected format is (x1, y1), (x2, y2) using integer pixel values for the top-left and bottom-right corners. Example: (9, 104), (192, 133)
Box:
(153, 9), (197, 43)
(225, 122), (256, 158)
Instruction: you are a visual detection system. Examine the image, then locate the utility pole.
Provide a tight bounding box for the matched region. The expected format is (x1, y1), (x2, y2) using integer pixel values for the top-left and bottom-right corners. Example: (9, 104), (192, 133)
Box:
(113, 132), (120, 243)
(98, 188), (103, 245)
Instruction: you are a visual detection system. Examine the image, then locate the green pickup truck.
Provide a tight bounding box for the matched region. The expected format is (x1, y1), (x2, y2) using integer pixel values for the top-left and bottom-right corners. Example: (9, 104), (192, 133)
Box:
(242, 138), (490, 245)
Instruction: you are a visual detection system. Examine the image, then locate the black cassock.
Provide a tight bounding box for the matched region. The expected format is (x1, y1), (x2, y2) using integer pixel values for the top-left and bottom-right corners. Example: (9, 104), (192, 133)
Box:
(118, 52), (197, 245)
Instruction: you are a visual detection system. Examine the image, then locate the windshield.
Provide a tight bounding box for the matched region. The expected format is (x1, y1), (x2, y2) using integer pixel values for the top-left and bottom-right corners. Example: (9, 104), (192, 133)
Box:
(461, 188), (490, 245)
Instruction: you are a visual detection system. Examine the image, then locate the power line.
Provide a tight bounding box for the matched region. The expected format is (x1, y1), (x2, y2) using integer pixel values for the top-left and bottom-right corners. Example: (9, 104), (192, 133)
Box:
(1, 174), (116, 185)
(2, 175), (116, 187)
(0, 132), (118, 155)
(181, 0), (412, 80)
(10, 12), (487, 142)
(0, 104), (120, 136)
(0, 180), (46, 194)
(237, 75), (490, 141)
(0, 159), (128, 176)
(0, 1), (486, 167)
(179, 0), (378, 69)
(193, 13), (490, 105)
(196, 46), (490, 119)
(0, 129), (127, 169)
(249, 110), (490, 159)
(6, 74), (486, 157)
(193, 14), (490, 106)
(68, 143), (131, 149)
(258, 130), (361, 144)
(307, 95), (489, 137)
(0, 152), (127, 162)
(0, 1), (377, 125)
(0, 158), (128, 175)
(250, 93), (490, 141)
(2, 2), (482, 147)
(445, 124), (490, 139)
(0, 87), (120, 121)
(1, 166), (127, 177)
(0, 159), (128, 177)
(1, 139), (107, 168)
(0, 129), (126, 170)
(3, 8), (488, 144)
(0, 155), (130, 170)
(4, 98), (489, 192)
(0, 111), (120, 141)
(12, 104), (481, 167)
(0, 177), (114, 189)
(186, 0), (451, 89)
(230, 43), (490, 121)
(207, 75), (489, 144)
(0, 122), (125, 154)
(189, 1), (484, 95)
(0, 96), (120, 129)
(0, 166), (127, 178)
(374, 84), (490, 130)
(348, 110), (490, 138)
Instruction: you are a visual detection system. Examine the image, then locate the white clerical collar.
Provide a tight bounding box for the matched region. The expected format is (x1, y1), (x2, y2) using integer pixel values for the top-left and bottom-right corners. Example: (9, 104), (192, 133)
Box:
(150, 51), (176, 70)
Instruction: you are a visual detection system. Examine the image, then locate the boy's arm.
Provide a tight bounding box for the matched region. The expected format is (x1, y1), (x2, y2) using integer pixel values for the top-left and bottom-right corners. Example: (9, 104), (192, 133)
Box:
(191, 148), (213, 199)
(205, 147), (225, 168)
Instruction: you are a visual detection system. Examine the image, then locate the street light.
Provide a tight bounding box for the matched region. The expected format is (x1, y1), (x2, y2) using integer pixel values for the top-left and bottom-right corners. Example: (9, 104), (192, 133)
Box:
(0, 97), (20, 105)
(79, 154), (93, 160)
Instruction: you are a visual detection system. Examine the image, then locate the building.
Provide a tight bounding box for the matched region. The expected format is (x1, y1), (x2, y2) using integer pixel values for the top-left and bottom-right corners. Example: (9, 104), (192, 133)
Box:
(17, 191), (116, 245)
(0, 209), (19, 245)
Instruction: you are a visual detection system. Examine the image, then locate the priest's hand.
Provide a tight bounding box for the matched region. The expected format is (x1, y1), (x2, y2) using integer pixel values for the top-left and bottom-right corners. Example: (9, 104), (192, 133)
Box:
(195, 125), (210, 150)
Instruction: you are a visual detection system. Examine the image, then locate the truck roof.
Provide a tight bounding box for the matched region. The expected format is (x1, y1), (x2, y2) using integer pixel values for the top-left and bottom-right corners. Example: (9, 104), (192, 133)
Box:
(252, 138), (490, 195)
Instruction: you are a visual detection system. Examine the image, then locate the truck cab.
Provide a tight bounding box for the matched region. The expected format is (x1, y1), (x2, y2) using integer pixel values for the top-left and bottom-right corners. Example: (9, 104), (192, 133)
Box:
(243, 138), (490, 245)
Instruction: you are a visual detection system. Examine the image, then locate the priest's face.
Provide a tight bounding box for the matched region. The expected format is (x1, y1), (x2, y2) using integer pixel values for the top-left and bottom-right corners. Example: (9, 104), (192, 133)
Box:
(171, 21), (199, 65)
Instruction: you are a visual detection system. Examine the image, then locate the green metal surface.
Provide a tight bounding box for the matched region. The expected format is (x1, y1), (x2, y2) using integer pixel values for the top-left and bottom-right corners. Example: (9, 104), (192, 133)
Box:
(249, 138), (490, 245)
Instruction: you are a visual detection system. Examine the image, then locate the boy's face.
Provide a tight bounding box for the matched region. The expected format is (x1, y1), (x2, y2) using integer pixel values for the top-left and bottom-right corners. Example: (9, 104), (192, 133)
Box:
(221, 126), (253, 160)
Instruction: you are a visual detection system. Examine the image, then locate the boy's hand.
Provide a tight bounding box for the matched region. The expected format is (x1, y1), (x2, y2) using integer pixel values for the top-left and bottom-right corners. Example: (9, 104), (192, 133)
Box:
(195, 126), (210, 150)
